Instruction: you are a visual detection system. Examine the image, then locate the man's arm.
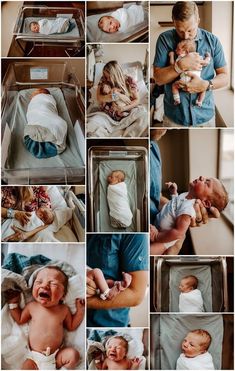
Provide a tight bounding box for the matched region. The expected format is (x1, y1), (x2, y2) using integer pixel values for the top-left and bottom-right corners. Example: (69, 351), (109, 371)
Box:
(156, 214), (191, 243)
(87, 271), (147, 309)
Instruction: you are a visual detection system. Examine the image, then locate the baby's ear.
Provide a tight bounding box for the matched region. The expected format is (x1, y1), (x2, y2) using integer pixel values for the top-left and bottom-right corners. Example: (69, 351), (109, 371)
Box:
(202, 199), (212, 209)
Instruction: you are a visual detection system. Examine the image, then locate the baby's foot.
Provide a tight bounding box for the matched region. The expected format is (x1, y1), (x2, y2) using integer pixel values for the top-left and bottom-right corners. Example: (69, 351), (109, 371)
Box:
(106, 285), (120, 300)
(120, 272), (132, 290)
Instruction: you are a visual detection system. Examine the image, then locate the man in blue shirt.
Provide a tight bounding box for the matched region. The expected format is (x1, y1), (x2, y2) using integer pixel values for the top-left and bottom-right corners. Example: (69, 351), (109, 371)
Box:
(154, 1), (228, 126)
(87, 234), (148, 327)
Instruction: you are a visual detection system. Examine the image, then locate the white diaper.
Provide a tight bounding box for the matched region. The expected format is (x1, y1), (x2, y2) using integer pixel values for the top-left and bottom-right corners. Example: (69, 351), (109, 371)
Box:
(28, 348), (59, 370)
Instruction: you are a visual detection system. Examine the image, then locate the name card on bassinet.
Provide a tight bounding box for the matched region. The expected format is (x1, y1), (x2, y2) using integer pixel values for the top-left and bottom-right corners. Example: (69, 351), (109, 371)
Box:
(30, 68), (48, 80)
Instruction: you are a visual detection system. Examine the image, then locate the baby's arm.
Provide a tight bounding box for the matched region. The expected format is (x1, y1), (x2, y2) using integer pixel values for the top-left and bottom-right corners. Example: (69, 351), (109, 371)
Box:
(165, 182), (178, 196)
(64, 299), (85, 331)
(6, 290), (31, 325)
(156, 214), (191, 243)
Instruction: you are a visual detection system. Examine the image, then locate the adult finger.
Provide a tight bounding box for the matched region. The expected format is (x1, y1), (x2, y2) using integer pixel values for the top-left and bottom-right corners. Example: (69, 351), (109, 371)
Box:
(209, 206), (220, 219)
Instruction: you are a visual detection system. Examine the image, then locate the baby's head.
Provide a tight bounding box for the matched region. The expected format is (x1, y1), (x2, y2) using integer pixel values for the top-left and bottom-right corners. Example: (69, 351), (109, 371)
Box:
(32, 266), (68, 307)
(98, 15), (120, 33)
(182, 329), (212, 358)
(106, 336), (128, 362)
(36, 207), (54, 225)
(101, 82), (112, 95)
(189, 176), (228, 212)
(176, 39), (196, 56)
(30, 21), (40, 33)
(179, 275), (198, 293)
(31, 88), (50, 100)
(107, 170), (125, 185)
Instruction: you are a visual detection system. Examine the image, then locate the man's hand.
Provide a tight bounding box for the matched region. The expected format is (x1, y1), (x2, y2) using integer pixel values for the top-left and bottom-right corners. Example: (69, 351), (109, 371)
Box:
(191, 199), (220, 227)
(177, 52), (207, 72)
(179, 72), (208, 93)
(14, 211), (31, 227)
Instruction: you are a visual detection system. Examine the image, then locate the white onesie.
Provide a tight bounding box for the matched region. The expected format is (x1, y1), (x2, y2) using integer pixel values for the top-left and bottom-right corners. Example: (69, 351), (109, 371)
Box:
(176, 351), (215, 370)
(107, 182), (133, 228)
(156, 192), (196, 248)
(38, 18), (70, 35)
(1, 211), (44, 240)
(111, 5), (144, 32)
(179, 289), (204, 312)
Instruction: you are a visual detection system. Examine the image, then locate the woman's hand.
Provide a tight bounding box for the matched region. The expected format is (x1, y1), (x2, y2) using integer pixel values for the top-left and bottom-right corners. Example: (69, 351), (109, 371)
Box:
(14, 211), (31, 226)
(3, 224), (49, 242)
(191, 199), (220, 227)
(117, 93), (131, 104)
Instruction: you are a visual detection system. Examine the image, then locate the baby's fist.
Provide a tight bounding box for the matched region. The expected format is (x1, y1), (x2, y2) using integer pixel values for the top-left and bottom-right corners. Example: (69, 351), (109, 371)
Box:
(76, 298), (85, 309)
(130, 357), (141, 370)
(165, 182), (178, 195)
(5, 289), (21, 303)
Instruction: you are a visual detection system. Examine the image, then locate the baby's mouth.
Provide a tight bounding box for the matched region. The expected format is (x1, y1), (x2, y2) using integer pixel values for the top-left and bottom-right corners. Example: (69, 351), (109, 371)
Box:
(38, 290), (51, 299)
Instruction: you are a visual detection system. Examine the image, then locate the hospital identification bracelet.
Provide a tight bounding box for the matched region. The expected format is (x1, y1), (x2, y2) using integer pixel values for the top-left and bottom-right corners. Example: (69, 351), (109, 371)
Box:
(174, 61), (184, 74)
(112, 92), (118, 101)
(8, 303), (19, 309)
(7, 208), (15, 218)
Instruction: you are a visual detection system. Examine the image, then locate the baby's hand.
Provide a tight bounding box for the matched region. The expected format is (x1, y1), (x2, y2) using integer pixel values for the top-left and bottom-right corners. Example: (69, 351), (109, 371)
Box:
(165, 182), (178, 195)
(5, 289), (21, 304)
(150, 224), (159, 242)
(130, 357), (141, 370)
(76, 298), (85, 310)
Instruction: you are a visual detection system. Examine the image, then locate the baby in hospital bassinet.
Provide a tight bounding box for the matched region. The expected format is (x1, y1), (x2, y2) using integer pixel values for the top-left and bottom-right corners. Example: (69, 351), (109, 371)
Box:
(2, 207), (54, 241)
(107, 170), (133, 228)
(150, 176), (228, 253)
(87, 267), (132, 301)
(24, 89), (67, 159)
(179, 275), (204, 312)
(176, 329), (215, 369)
(30, 17), (73, 35)
(98, 5), (144, 33)
(5, 265), (85, 370)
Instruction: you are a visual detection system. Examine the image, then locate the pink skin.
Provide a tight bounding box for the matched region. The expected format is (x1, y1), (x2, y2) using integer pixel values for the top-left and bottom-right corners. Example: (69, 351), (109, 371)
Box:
(179, 278), (193, 293)
(182, 333), (206, 358)
(35, 207), (54, 225)
(100, 16), (120, 33)
(187, 176), (220, 208)
(106, 338), (127, 361)
(30, 23), (40, 33)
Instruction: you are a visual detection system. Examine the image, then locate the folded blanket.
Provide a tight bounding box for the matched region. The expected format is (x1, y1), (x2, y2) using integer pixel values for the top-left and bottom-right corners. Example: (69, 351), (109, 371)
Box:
(176, 352), (215, 370)
(38, 18), (70, 35)
(112, 5), (144, 32)
(24, 93), (67, 158)
(179, 289), (204, 312)
(107, 182), (133, 227)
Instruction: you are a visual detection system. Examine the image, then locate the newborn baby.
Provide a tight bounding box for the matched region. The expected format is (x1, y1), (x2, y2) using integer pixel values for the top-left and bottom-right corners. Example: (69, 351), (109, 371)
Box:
(95, 336), (141, 370)
(24, 88), (67, 158)
(6, 266), (85, 370)
(30, 18), (71, 35)
(87, 267), (132, 301)
(176, 329), (215, 370)
(101, 83), (131, 120)
(169, 39), (211, 107)
(107, 170), (133, 229)
(98, 5), (144, 33)
(2, 207), (54, 240)
(179, 275), (204, 312)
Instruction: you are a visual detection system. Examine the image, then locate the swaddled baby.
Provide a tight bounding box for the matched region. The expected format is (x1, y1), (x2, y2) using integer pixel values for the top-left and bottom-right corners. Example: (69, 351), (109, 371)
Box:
(30, 18), (71, 35)
(24, 89), (67, 158)
(179, 275), (204, 312)
(107, 170), (133, 229)
(2, 207), (54, 240)
(100, 82), (131, 120)
(98, 5), (144, 33)
(176, 329), (215, 370)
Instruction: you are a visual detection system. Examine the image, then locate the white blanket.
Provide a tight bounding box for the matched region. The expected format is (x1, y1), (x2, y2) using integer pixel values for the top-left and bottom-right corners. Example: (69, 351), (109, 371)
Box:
(1, 212), (44, 240)
(179, 289), (204, 312)
(24, 93), (67, 153)
(111, 5), (144, 32)
(176, 352), (215, 370)
(107, 182), (133, 227)
(87, 106), (147, 137)
(38, 18), (70, 35)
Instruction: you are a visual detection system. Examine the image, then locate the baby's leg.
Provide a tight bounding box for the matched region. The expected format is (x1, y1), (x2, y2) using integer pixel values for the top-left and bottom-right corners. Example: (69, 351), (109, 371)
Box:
(56, 347), (80, 370)
(21, 358), (38, 370)
(172, 81), (181, 105)
(196, 91), (206, 107)
(87, 268), (109, 294)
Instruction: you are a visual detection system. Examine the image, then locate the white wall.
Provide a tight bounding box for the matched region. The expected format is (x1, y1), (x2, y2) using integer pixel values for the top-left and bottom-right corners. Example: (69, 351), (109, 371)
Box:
(102, 44), (148, 65)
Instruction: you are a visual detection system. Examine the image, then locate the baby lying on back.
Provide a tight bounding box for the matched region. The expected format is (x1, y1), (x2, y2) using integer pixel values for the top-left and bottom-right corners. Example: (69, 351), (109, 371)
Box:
(107, 170), (133, 229)
(30, 18), (71, 35)
(179, 275), (204, 312)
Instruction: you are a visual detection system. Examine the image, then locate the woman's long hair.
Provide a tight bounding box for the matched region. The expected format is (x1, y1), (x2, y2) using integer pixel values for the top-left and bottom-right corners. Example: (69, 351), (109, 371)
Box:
(16, 187), (34, 209)
(103, 61), (130, 97)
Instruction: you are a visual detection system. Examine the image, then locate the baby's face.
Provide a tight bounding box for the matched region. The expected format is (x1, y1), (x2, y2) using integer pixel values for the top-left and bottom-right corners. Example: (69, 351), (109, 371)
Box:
(179, 278), (193, 293)
(182, 332), (205, 358)
(107, 171), (121, 185)
(103, 84), (112, 95)
(100, 16), (120, 33)
(36, 207), (54, 225)
(106, 338), (127, 361)
(32, 268), (66, 307)
(30, 22), (40, 33)
(189, 176), (219, 205)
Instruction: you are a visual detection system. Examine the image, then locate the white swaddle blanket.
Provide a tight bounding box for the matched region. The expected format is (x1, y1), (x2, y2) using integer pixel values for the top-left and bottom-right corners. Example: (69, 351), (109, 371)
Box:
(24, 93), (67, 153)
(111, 5), (144, 32)
(2, 212), (44, 240)
(38, 18), (70, 35)
(107, 182), (133, 227)
(179, 289), (204, 312)
(176, 352), (215, 370)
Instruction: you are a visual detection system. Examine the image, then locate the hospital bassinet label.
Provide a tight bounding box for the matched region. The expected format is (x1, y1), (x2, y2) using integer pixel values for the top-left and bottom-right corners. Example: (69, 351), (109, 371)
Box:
(30, 68), (48, 80)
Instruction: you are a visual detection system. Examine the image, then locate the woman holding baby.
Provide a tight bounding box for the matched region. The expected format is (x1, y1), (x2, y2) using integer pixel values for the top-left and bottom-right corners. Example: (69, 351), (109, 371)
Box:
(1, 186), (51, 242)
